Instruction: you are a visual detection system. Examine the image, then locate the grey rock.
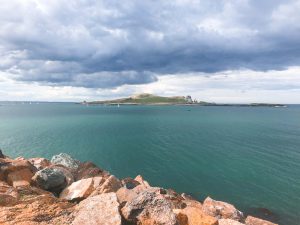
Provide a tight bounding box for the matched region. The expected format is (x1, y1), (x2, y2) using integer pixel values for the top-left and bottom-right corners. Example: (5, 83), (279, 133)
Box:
(51, 153), (80, 170)
(121, 187), (177, 225)
(49, 165), (75, 186)
(32, 167), (67, 194)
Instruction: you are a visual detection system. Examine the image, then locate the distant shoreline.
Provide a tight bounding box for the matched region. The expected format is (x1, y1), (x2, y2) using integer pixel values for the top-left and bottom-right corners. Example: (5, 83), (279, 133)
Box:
(80, 102), (287, 107)
(0, 101), (289, 107)
(81, 93), (287, 107)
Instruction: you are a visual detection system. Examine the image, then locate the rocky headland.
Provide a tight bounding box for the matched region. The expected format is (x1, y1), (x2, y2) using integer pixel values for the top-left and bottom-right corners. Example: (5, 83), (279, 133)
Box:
(0, 149), (278, 225)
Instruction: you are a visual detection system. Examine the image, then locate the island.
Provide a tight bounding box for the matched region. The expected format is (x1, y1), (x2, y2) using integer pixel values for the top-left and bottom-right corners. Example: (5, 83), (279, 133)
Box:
(81, 93), (286, 107)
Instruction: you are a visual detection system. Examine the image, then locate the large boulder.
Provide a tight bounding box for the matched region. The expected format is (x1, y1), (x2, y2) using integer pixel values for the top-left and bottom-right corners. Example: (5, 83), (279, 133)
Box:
(72, 193), (122, 225)
(60, 178), (95, 202)
(60, 176), (105, 202)
(218, 219), (244, 225)
(0, 158), (37, 175)
(116, 183), (157, 206)
(202, 197), (244, 221)
(28, 157), (51, 170)
(0, 181), (19, 206)
(32, 167), (67, 194)
(116, 186), (140, 205)
(7, 168), (34, 187)
(116, 187), (133, 204)
(49, 165), (75, 186)
(92, 176), (105, 188)
(121, 187), (177, 225)
(75, 161), (107, 180)
(245, 216), (278, 225)
(91, 175), (122, 196)
(173, 207), (218, 225)
(0, 158), (37, 187)
(51, 153), (80, 171)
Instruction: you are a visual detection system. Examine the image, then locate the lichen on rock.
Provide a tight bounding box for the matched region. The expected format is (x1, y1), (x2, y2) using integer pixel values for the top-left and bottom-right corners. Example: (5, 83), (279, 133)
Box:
(51, 153), (80, 171)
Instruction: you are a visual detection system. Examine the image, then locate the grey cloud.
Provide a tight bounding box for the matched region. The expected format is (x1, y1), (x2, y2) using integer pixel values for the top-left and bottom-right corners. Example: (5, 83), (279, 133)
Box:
(18, 69), (157, 88)
(0, 0), (300, 88)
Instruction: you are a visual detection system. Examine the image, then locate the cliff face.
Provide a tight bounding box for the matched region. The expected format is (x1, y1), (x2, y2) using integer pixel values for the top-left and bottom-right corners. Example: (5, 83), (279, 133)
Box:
(0, 150), (277, 225)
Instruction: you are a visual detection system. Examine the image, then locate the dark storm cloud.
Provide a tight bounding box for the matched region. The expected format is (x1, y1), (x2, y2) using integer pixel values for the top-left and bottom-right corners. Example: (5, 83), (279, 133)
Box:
(0, 0), (300, 88)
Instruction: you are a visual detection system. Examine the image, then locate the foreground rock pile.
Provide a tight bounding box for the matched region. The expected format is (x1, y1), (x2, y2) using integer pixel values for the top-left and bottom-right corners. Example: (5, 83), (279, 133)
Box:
(0, 150), (278, 225)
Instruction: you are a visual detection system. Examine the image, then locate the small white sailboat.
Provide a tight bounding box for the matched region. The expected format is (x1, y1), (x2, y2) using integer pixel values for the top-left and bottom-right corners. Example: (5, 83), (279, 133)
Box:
(117, 104), (120, 108)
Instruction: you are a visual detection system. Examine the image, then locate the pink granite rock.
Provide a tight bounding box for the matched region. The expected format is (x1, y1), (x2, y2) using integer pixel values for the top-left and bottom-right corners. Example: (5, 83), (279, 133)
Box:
(72, 193), (121, 225)
(121, 187), (177, 225)
(202, 197), (244, 221)
(60, 177), (94, 202)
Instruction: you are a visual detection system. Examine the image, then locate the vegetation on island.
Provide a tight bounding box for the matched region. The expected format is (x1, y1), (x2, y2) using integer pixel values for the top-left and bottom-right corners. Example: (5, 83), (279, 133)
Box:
(84, 93), (194, 105)
(81, 93), (286, 107)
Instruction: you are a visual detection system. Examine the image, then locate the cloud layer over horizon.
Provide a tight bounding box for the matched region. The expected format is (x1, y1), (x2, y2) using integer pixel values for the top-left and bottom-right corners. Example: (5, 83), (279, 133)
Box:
(0, 0), (300, 102)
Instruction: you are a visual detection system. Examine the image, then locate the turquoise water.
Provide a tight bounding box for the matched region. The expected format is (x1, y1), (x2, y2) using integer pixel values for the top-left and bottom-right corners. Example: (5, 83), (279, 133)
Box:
(0, 103), (299, 225)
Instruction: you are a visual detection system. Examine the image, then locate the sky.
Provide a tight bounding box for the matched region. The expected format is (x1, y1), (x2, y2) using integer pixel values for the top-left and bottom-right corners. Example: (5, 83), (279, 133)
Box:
(0, 0), (300, 103)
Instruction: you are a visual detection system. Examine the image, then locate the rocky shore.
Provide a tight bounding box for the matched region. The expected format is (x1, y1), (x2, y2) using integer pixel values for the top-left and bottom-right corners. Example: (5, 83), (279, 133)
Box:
(0, 150), (277, 225)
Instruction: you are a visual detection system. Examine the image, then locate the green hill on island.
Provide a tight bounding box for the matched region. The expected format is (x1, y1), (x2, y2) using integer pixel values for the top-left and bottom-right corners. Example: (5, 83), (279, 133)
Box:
(82, 93), (286, 107)
(84, 93), (193, 105)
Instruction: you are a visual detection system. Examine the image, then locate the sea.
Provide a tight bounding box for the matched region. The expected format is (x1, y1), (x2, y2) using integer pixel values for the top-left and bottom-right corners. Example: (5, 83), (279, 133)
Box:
(0, 102), (299, 225)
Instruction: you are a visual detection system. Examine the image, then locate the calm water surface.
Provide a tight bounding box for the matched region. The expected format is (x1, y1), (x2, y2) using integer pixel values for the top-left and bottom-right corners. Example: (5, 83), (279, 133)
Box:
(0, 103), (299, 225)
